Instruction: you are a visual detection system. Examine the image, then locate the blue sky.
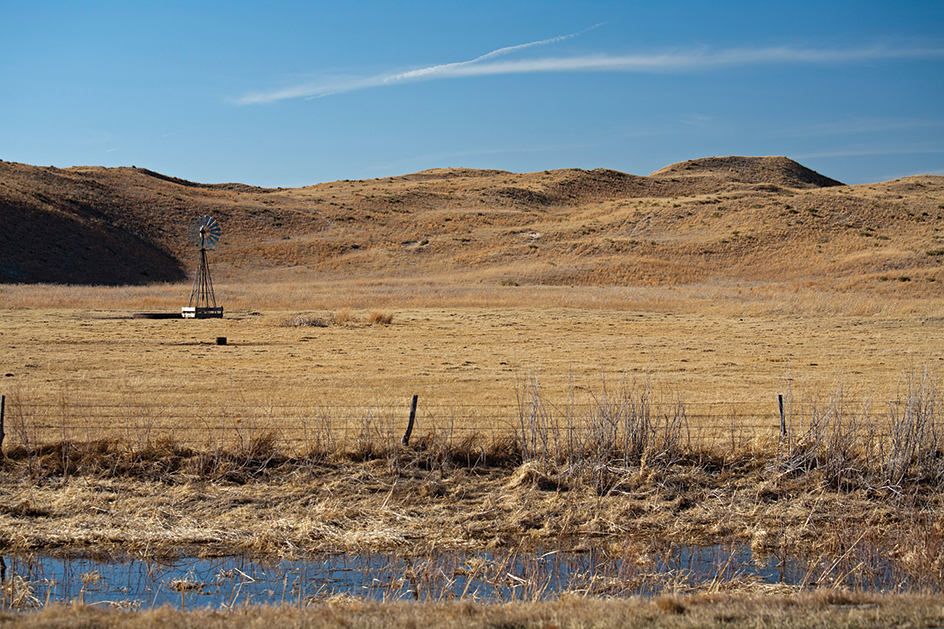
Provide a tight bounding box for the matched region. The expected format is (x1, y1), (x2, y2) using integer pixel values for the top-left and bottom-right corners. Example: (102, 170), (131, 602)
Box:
(2, 1), (942, 187)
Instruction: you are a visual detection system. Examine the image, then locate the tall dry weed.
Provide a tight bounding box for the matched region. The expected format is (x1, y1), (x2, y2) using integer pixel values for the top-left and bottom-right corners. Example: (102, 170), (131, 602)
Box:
(300, 408), (339, 464)
(515, 370), (691, 492)
(778, 384), (871, 488)
(775, 368), (944, 491)
(882, 366), (943, 486)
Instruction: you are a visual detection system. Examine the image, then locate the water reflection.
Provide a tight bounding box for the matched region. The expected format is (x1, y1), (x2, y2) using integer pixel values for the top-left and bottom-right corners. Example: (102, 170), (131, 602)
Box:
(0, 542), (933, 610)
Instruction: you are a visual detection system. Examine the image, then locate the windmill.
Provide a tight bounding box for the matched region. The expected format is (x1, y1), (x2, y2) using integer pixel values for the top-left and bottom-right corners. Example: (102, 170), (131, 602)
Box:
(181, 215), (224, 319)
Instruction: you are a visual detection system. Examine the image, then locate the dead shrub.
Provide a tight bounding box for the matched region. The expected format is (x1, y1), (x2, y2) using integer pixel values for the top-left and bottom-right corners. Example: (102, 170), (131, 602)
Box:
(778, 386), (870, 489)
(506, 461), (565, 491)
(880, 367), (943, 485)
(515, 370), (691, 492)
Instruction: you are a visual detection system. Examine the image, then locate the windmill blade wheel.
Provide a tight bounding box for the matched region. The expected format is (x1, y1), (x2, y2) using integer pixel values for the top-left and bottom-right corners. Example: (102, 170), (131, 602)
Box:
(188, 215), (222, 250)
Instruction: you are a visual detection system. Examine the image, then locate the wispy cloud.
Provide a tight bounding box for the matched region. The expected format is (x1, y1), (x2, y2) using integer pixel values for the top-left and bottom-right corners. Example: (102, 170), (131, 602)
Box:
(382, 23), (606, 83)
(235, 36), (944, 105)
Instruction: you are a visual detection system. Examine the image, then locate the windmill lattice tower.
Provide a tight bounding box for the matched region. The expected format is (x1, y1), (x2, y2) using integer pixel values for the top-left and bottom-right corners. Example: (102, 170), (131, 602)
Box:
(182, 215), (224, 319)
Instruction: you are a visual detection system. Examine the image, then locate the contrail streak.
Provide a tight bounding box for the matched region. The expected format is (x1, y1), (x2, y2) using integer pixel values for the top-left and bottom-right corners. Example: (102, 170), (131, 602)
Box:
(235, 40), (944, 105)
(385, 22), (607, 83)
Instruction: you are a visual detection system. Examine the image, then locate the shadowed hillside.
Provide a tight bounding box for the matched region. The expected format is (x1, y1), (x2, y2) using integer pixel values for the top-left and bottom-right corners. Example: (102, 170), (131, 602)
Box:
(1, 156), (942, 294)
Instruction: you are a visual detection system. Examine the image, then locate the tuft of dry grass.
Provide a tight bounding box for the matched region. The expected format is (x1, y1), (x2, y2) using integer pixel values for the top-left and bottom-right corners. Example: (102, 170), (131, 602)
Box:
(654, 594), (686, 614)
(278, 314), (330, 327)
(334, 307), (354, 325)
(368, 310), (394, 325)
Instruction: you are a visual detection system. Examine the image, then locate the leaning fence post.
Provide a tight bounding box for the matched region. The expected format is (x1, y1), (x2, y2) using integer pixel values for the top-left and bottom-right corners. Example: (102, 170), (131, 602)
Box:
(0, 394), (5, 458)
(402, 394), (418, 446)
(778, 394), (786, 438)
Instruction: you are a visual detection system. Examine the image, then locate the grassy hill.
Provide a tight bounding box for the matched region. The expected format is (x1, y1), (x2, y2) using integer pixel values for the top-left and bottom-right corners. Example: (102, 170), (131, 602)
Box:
(1, 156), (942, 296)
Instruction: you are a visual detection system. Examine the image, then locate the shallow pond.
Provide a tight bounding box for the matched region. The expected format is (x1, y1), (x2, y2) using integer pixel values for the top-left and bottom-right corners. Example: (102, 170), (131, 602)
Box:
(0, 542), (929, 609)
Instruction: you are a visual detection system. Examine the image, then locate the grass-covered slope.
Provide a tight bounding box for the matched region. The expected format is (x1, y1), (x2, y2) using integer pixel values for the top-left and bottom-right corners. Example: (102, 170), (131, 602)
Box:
(1, 156), (942, 294)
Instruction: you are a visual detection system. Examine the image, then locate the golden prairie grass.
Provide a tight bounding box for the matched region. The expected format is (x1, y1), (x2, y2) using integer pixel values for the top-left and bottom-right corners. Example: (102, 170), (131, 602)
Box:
(0, 303), (941, 485)
(5, 593), (944, 628)
(1, 295), (941, 435)
(2, 278), (942, 318)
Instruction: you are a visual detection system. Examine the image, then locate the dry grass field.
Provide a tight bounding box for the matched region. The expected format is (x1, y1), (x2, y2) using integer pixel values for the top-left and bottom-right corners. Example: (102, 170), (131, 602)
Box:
(0, 299), (941, 445)
(3, 154), (938, 450)
(2, 156), (944, 621)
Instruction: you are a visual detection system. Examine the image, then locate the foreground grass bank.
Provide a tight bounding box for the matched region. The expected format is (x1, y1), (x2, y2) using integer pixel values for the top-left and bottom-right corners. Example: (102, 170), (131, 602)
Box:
(1, 372), (942, 593)
(3, 592), (944, 629)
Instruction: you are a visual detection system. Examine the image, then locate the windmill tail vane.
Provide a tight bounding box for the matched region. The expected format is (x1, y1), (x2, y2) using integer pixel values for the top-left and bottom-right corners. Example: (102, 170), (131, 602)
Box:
(182, 215), (224, 319)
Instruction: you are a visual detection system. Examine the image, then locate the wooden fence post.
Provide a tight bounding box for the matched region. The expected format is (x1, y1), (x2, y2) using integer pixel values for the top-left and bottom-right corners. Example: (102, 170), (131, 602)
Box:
(0, 394), (5, 458)
(778, 394), (786, 438)
(402, 394), (418, 446)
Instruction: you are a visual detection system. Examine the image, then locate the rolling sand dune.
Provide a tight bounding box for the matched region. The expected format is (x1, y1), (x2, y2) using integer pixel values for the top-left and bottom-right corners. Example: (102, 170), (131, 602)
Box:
(2, 156), (941, 297)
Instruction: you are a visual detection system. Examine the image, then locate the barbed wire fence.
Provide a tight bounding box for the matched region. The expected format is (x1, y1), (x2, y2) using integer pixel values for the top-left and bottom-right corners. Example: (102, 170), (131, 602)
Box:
(3, 379), (943, 491)
(0, 392), (932, 453)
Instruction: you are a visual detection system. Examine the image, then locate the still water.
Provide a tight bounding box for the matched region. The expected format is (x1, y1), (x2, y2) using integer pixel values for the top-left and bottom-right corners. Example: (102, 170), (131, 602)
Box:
(0, 543), (925, 609)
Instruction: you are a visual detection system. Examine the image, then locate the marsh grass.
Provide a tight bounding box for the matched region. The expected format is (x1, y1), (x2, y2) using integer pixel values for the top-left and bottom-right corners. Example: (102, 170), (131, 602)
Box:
(4, 591), (944, 628)
(3, 368), (942, 494)
(1, 575), (42, 611)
